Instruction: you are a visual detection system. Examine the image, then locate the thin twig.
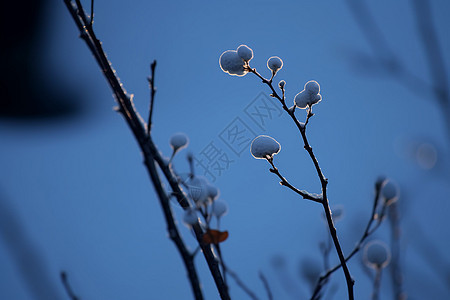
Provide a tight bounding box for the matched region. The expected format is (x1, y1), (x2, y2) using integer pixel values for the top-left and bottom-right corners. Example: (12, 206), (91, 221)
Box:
(259, 271), (273, 300)
(227, 268), (260, 300)
(266, 157), (322, 203)
(248, 68), (354, 300)
(90, 0), (94, 27)
(64, 2), (230, 299)
(310, 179), (384, 299)
(147, 60), (157, 133)
(60, 271), (79, 300)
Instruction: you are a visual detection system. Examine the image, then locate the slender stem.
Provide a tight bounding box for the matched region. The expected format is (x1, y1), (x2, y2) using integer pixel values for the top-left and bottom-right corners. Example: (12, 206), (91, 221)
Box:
(388, 203), (405, 300)
(311, 180), (384, 299)
(60, 271), (80, 300)
(147, 60), (157, 133)
(259, 271), (273, 300)
(248, 68), (354, 300)
(143, 154), (204, 300)
(90, 0), (94, 27)
(372, 268), (382, 300)
(64, 2), (230, 299)
(266, 157), (322, 203)
(227, 268), (259, 300)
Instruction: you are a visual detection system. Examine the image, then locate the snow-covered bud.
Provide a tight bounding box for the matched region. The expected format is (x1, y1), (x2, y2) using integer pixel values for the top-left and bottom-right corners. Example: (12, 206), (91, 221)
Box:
(381, 179), (399, 205)
(294, 80), (322, 109)
(183, 208), (199, 226)
(219, 50), (248, 76)
(206, 184), (220, 201)
(267, 56), (283, 73)
(250, 135), (281, 159)
(237, 45), (253, 62)
(278, 80), (286, 89)
(364, 240), (391, 269)
(212, 200), (228, 218)
(188, 176), (209, 205)
(170, 133), (189, 152)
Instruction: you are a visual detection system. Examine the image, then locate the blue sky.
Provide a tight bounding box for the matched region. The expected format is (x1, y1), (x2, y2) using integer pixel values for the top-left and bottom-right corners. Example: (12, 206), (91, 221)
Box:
(1, 0), (450, 299)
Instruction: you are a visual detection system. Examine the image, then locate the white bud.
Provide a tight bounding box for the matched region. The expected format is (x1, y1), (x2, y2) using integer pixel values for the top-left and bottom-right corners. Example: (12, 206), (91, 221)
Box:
(188, 176), (209, 205)
(250, 135), (281, 159)
(219, 50), (248, 76)
(212, 200), (228, 218)
(206, 184), (220, 201)
(183, 208), (198, 226)
(237, 45), (253, 62)
(267, 56), (283, 73)
(305, 80), (320, 94)
(170, 133), (189, 152)
(294, 80), (322, 109)
(381, 179), (399, 205)
(278, 80), (286, 89)
(364, 240), (391, 269)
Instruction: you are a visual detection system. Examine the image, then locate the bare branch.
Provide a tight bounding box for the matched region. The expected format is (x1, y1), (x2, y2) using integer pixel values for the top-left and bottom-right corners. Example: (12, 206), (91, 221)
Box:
(248, 68), (354, 300)
(310, 179), (385, 299)
(266, 157), (322, 203)
(64, 1), (230, 299)
(259, 271), (273, 300)
(147, 60), (157, 133)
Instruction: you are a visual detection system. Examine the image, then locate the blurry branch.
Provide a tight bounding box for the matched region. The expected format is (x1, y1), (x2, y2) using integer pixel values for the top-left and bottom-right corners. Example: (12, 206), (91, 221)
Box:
(409, 222), (450, 291)
(411, 0), (449, 106)
(248, 67), (355, 300)
(388, 203), (406, 300)
(411, 0), (450, 139)
(345, 0), (450, 141)
(0, 190), (62, 299)
(310, 178), (386, 300)
(259, 271), (273, 300)
(371, 268), (382, 300)
(64, 1), (230, 299)
(60, 271), (79, 300)
(227, 268), (259, 300)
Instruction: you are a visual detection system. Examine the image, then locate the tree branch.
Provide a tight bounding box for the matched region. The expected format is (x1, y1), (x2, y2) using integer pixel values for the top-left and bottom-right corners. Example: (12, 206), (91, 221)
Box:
(248, 68), (354, 300)
(147, 60), (157, 133)
(266, 157), (322, 203)
(64, 1), (230, 299)
(310, 179), (385, 299)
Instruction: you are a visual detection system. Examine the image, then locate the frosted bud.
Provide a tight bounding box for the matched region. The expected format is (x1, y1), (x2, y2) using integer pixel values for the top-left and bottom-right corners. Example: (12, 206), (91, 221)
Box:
(237, 45), (253, 62)
(278, 80), (286, 89)
(219, 50), (248, 76)
(381, 179), (399, 205)
(267, 56), (283, 73)
(212, 200), (228, 218)
(364, 240), (391, 269)
(305, 81), (320, 94)
(294, 80), (322, 109)
(250, 135), (281, 159)
(188, 176), (209, 205)
(170, 133), (189, 152)
(206, 184), (220, 201)
(183, 208), (198, 226)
